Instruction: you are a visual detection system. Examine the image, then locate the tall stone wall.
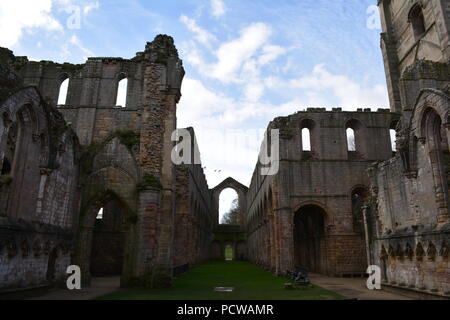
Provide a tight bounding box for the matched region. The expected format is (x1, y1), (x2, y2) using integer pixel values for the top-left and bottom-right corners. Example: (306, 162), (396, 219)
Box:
(0, 85), (80, 290)
(0, 35), (193, 290)
(174, 128), (214, 273)
(246, 108), (399, 276)
(367, 81), (450, 297)
(373, 0), (450, 298)
(379, 0), (450, 112)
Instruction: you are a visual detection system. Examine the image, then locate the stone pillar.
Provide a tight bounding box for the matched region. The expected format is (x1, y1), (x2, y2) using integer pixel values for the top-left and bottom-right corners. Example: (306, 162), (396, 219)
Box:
(127, 187), (165, 287)
(275, 207), (294, 275)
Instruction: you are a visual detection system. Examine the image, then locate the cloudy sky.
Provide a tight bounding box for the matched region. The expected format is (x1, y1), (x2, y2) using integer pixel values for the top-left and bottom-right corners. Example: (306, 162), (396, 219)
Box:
(0, 0), (388, 219)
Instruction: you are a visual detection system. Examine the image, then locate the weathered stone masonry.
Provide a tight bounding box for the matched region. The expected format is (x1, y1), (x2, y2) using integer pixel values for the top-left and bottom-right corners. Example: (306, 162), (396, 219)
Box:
(365, 0), (450, 297)
(245, 109), (399, 276)
(0, 48), (80, 289)
(0, 35), (213, 290)
(1, 0), (450, 299)
(244, 0), (450, 299)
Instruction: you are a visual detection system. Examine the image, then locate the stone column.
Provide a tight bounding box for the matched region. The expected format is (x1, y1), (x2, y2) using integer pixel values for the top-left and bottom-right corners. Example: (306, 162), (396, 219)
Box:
(275, 207), (294, 275)
(129, 187), (162, 287)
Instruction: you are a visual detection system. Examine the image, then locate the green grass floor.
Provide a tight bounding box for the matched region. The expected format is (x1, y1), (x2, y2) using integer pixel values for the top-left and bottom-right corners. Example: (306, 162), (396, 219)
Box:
(98, 261), (343, 300)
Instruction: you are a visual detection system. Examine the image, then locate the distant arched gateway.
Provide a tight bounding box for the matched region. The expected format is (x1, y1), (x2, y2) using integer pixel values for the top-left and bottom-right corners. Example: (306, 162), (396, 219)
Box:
(211, 177), (248, 227)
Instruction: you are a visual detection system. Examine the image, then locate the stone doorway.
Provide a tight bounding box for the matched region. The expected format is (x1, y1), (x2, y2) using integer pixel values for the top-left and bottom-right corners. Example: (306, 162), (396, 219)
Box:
(225, 244), (233, 261)
(294, 205), (327, 273)
(77, 191), (132, 284)
(90, 198), (127, 277)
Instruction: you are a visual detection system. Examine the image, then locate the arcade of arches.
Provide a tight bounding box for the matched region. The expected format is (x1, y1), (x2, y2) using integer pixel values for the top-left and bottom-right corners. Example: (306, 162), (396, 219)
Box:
(1, 12), (450, 297)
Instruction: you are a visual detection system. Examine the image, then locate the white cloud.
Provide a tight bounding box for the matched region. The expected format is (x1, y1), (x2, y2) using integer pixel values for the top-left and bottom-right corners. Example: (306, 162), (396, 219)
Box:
(289, 64), (389, 109)
(180, 15), (217, 47)
(0, 0), (63, 47)
(177, 65), (389, 186)
(211, 0), (227, 18)
(69, 34), (93, 56)
(210, 23), (272, 83)
(59, 34), (94, 61)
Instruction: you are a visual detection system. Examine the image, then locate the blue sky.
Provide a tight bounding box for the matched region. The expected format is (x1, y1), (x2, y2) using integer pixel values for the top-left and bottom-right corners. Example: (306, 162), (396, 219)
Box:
(0, 0), (387, 218)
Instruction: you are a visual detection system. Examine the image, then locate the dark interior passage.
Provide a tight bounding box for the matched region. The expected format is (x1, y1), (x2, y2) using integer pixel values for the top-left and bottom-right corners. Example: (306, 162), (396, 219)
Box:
(90, 198), (127, 277)
(294, 205), (326, 273)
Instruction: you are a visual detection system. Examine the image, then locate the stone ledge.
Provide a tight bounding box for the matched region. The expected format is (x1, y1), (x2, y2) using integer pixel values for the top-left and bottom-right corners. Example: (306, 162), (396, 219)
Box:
(382, 283), (450, 300)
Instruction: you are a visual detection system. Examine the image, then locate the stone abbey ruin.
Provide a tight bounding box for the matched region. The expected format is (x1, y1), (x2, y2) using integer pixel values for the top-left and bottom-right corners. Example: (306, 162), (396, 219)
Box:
(0, 0), (449, 298)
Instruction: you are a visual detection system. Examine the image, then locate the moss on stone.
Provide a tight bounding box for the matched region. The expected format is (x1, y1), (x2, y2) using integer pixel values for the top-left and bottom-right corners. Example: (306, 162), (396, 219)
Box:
(79, 130), (140, 174)
(115, 130), (139, 150)
(136, 173), (163, 191)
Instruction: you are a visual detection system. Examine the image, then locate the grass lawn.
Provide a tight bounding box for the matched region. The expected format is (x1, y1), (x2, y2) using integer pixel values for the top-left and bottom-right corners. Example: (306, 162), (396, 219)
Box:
(98, 261), (343, 300)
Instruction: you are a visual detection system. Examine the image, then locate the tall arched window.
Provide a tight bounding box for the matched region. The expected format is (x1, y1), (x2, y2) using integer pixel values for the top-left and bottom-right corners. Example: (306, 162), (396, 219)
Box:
(390, 129), (397, 152)
(300, 119), (315, 155)
(409, 4), (426, 39)
(422, 108), (449, 212)
(96, 207), (104, 220)
(57, 78), (69, 106)
(219, 188), (239, 225)
(390, 120), (399, 154)
(1, 119), (17, 176)
(116, 77), (128, 107)
(346, 128), (356, 152)
(302, 128), (311, 151)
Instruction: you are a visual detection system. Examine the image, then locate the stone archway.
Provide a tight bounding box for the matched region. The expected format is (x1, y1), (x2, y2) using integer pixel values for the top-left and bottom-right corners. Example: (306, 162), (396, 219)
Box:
(211, 178), (248, 227)
(77, 189), (134, 284)
(90, 197), (128, 277)
(294, 205), (327, 273)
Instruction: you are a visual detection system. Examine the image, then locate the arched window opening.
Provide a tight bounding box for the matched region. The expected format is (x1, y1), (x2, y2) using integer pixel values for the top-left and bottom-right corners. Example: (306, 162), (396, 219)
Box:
(390, 120), (399, 154)
(116, 78), (128, 107)
(96, 207), (104, 220)
(294, 205), (326, 273)
(390, 129), (397, 153)
(1, 159), (11, 175)
(422, 108), (449, 212)
(302, 128), (311, 151)
(347, 128), (356, 152)
(219, 188), (239, 225)
(409, 4), (426, 39)
(352, 187), (369, 234)
(57, 78), (69, 106)
(300, 119), (315, 158)
(90, 197), (127, 277)
(225, 244), (233, 261)
(2, 122), (18, 176)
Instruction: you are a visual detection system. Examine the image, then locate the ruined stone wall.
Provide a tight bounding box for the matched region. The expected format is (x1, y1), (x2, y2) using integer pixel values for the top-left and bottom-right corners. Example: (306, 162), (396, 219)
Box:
(0, 35), (188, 289)
(368, 83), (450, 297)
(373, 2), (450, 296)
(0, 85), (80, 290)
(174, 128), (213, 272)
(246, 109), (399, 276)
(379, 0), (450, 112)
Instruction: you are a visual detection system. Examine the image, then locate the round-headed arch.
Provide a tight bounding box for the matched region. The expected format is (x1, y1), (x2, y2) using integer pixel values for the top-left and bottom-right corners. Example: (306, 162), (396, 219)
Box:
(212, 177), (248, 226)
